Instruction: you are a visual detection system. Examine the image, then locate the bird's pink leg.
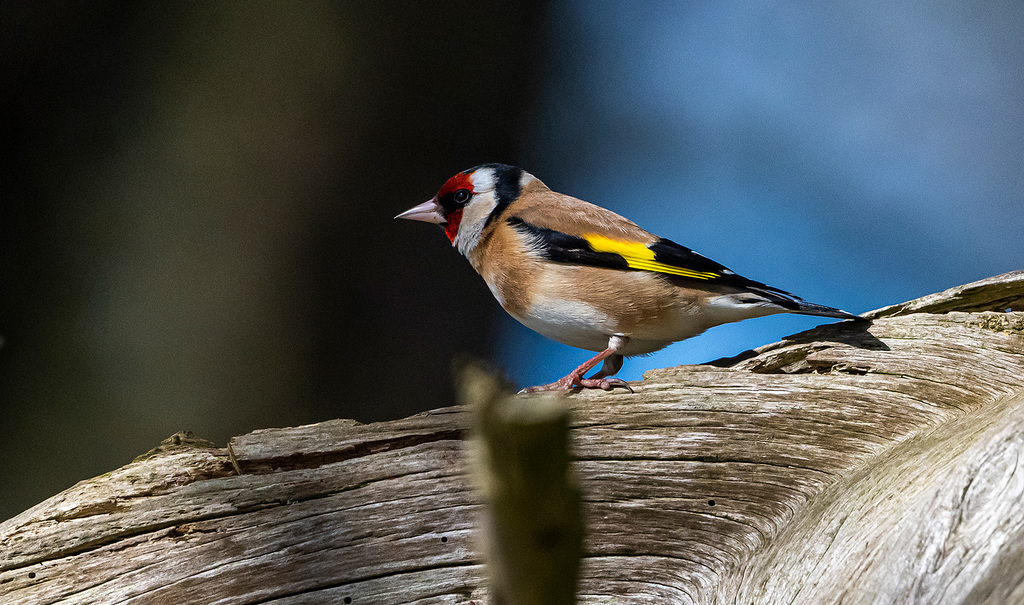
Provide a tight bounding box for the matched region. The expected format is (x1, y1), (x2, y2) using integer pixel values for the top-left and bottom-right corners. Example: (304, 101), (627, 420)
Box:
(523, 335), (633, 393)
(588, 353), (623, 380)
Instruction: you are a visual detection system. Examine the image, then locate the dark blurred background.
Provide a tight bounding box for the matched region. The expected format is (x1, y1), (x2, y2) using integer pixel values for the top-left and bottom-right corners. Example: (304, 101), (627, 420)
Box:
(2, 1), (1022, 522)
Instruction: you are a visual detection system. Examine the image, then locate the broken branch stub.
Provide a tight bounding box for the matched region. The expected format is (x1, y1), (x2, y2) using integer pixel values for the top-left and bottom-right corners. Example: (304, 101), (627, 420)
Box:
(459, 363), (583, 605)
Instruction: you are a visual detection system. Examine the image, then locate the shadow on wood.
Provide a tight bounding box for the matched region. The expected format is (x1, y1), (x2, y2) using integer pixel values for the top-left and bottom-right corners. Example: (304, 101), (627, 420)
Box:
(2, 271), (1023, 604)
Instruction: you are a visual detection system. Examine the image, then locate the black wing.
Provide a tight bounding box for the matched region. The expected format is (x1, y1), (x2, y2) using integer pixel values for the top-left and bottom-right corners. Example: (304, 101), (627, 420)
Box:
(508, 217), (860, 319)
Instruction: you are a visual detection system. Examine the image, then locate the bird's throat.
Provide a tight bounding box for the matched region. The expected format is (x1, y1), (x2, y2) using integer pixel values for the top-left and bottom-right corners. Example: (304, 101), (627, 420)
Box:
(445, 208), (463, 244)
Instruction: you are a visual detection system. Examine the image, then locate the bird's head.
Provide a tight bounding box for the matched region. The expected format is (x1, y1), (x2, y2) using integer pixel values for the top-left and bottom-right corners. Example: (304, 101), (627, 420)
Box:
(395, 164), (534, 255)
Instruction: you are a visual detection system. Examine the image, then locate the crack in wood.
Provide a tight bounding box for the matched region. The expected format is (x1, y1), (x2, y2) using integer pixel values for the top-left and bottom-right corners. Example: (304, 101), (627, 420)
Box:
(234, 429), (467, 475)
(242, 560), (487, 605)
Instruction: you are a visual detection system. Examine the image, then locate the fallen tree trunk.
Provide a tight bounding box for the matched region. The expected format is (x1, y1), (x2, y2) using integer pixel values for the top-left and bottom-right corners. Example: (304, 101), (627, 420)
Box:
(2, 271), (1023, 604)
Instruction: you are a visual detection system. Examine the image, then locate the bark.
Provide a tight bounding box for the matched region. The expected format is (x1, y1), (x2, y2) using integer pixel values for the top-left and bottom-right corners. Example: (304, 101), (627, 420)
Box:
(2, 271), (1023, 605)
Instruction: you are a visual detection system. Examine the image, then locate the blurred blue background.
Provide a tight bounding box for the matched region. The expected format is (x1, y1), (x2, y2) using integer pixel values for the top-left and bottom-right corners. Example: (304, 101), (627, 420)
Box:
(2, 1), (1022, 521)
(500, 0), (1024, 386)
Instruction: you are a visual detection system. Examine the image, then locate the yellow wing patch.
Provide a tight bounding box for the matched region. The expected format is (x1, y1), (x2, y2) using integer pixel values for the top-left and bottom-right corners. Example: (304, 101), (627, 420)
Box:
(584, 234), (719, 280)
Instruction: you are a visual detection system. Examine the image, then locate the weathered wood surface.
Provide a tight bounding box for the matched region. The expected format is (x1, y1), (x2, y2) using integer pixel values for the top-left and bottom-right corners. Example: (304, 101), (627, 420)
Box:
(2, 270), (1024, 604)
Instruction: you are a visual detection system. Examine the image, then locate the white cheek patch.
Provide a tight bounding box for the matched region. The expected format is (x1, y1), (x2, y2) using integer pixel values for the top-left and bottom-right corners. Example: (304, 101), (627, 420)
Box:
(454, 194), (497, 255)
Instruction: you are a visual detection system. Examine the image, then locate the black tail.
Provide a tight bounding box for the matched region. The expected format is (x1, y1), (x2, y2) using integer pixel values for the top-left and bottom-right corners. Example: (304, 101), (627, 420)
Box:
(745, 282), (864, 321)
(790, 300), (863, 321)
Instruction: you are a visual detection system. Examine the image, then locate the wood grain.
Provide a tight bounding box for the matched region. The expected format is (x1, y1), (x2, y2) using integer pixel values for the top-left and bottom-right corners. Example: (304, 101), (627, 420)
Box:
(2, 270), (1023, 604)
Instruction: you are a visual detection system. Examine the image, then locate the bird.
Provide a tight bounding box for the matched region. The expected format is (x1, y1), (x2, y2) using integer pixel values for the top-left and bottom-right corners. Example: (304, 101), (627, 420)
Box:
(396, 164), (862, 393)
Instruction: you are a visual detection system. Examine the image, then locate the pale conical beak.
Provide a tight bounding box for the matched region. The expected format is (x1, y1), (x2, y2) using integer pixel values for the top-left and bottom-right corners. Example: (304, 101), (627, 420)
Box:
(395, 198), (445, 224)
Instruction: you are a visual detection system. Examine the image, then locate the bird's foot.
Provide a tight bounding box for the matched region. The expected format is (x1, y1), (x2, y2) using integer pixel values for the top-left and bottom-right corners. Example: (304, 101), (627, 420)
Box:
(578, 376), (633, 393)
(519, 375), (577, 393)
(519, 374), (633, 394)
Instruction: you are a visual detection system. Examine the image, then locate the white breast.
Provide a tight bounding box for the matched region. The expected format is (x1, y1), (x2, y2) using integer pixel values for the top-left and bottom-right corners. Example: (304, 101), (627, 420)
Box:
(507, 299), (615, 352)
(508, 292), (786, 356)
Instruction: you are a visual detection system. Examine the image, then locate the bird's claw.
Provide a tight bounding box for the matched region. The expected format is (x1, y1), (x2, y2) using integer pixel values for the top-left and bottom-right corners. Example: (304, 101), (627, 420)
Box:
(520, 375), (633, 394)
(578, 376), (633, 393)
(519, 376), (577, 394)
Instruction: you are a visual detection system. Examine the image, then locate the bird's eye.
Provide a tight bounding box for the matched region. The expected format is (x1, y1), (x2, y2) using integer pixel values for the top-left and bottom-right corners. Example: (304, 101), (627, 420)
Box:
(452, 189), (471, 204)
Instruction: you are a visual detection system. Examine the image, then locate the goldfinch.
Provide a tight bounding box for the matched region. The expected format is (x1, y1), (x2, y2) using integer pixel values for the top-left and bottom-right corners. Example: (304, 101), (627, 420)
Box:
(396, 164), (861, 393)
